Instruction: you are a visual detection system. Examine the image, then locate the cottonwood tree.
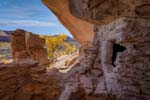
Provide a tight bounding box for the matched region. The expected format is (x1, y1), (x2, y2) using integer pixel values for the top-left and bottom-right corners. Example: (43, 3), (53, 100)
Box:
(44, 34), (67, 63)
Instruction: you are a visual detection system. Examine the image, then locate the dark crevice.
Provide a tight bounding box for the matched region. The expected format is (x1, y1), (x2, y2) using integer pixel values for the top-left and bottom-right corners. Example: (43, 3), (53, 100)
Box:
(112, 43), (126, 67)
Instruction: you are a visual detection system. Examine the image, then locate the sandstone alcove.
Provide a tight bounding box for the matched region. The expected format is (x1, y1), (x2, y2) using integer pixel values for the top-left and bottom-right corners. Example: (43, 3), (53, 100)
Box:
(0, 0), (149, 100)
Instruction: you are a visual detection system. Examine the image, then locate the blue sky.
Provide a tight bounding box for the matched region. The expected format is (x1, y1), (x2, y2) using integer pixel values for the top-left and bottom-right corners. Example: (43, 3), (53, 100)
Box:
(0, 0), (71, 36)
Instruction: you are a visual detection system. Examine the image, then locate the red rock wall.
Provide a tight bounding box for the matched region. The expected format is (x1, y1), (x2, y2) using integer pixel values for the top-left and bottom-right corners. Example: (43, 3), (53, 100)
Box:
(0, 60), (61, 100)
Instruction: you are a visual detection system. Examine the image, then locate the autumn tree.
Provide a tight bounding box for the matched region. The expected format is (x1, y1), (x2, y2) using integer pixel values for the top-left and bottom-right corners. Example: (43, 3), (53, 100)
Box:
(44, 34), (67, 63)
(40, 34), (77, 66)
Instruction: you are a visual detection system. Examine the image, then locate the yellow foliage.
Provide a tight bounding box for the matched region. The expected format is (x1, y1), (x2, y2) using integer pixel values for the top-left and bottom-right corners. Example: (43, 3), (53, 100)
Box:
(44, 34), (67, 58)
(41, 34), (77, 65)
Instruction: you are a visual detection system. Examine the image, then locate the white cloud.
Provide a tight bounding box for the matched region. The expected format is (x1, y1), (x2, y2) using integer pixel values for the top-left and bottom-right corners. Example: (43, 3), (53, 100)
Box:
(0, 20), (58, 27)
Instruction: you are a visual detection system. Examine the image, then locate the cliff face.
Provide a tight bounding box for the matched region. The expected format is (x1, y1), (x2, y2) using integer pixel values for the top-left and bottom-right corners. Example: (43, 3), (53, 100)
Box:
(42, 0), (94, 45)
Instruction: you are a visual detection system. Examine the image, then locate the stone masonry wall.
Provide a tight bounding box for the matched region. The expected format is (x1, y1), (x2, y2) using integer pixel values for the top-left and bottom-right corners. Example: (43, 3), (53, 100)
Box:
(0, 59), (61, 100)
(58, 17), (150, 100)
(94, 17), (150, 100)
(10, 29), (49, 66)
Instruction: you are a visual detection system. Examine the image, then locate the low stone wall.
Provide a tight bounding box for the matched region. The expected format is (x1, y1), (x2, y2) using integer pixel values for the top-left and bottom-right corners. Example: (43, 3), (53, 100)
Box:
(0, 59), (61, 100)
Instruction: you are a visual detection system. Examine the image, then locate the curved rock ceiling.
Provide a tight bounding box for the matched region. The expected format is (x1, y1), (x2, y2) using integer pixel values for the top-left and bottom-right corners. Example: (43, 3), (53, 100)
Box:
(42, 0), (150, 44)
(42, 0), (94, 45)
(68, 0), (150, 24)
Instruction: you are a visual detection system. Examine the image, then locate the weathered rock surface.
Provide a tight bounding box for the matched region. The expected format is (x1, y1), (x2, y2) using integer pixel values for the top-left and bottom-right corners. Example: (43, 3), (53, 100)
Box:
(59, 17), (150, 100)
(69, 0), (150, 24)
(11, 29), (50, 66)
(97, 17), (150, 100)
(1, 0), (150, 100)
(0, 59), (61, 100)
(42, 0), (94, 44)
(41, 0), (150, 99)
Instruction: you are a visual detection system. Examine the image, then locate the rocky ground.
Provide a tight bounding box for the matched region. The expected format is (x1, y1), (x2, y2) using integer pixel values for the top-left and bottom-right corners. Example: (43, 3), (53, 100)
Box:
(52, 54), (77, 73)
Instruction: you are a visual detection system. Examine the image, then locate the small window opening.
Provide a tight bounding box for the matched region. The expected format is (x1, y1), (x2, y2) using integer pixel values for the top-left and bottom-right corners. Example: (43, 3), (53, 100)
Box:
(112, 43), (126, 67)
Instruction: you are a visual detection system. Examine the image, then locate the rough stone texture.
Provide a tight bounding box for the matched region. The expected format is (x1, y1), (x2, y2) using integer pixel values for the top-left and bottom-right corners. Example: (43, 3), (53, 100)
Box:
(3, 18), (150, 100)
(69, 0), (150, 25)
(0, 0), (149, 100)
(42, 0), (149, 99)
(42, 0), (94, 44)
(0, 59), (61, 100)
(95, 17), (150, 100)
(58, 42), (112, 100)
(10, 29), (49, 66)
(58, 17), (150, 100)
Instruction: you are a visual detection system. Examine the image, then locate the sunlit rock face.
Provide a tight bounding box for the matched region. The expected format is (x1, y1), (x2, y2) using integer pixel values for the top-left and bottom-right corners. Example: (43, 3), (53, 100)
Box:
(42, 0), (94, 45)
(10, 29), (50, 66)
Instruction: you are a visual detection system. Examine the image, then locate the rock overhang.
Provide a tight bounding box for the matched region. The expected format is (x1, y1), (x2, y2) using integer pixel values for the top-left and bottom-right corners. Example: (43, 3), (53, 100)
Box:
(68, 0), (150, 24)
(41, 0), (94, 45)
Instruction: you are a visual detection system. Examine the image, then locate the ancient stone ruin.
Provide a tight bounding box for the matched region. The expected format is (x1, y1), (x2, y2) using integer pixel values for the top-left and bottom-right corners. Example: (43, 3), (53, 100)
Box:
(11, 29), (50, 66)
(0, 0), (150, 100)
